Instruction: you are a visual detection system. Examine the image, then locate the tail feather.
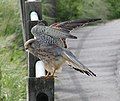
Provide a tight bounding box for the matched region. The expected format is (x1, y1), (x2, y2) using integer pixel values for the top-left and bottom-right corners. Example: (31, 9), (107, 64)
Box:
(62, 49), (96, 76)
(73, 67), (96, 76)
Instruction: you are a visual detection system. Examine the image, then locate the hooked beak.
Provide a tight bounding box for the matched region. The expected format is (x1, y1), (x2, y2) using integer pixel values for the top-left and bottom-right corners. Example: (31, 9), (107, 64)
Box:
(24, 38), (35, 52)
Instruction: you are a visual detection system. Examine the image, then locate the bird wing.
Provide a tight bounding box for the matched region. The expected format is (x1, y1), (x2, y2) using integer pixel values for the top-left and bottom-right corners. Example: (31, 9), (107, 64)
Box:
(31, 25), (67, 48)
(31, 19), (101, 48)
(31, 24), (77, 39)
(61, 48), (96, 76)
(35, 34), (65, 48)
(50, 18), (101, 32)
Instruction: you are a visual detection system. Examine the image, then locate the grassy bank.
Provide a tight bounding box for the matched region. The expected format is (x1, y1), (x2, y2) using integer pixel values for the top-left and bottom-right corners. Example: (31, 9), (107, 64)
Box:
(0, 0), (27, 100)
(0, 34), (27, 101)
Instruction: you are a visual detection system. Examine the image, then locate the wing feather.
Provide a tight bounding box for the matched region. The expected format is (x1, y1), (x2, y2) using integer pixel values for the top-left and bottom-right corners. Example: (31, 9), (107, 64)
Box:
(50, 18), (101, 31)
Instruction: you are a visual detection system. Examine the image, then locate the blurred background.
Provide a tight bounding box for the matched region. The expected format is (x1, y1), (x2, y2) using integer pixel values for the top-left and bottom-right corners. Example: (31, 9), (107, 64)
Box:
(0, 0), (120, 100)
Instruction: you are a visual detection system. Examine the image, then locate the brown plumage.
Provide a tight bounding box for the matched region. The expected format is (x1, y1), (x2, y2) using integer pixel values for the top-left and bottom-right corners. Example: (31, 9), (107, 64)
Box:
(24, 38), (96, 77)
(24, 18), (99, 77)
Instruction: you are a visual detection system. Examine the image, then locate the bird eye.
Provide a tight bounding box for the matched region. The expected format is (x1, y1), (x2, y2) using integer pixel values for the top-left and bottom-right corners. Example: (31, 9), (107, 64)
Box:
(25, 47), (28, 50)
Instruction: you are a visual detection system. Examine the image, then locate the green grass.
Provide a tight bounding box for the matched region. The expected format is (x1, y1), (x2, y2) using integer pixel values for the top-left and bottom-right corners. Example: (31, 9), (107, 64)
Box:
(0, 34), (27, 101)
(0, 0), (27, 100)
(56, 0), (109, 21)
(0, 0), (21, 36)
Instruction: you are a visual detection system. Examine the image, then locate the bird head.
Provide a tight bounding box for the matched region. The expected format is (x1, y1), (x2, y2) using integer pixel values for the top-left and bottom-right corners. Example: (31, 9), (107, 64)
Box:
(24, 39), (35, 51)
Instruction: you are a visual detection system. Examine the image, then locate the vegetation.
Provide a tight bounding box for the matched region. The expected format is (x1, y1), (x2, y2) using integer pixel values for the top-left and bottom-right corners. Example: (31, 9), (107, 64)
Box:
(0, 35), (27, 101)
(0, 0), (27, 101)
(106, 0), (120, 19)
(47, 0), (120, 21)
(0, 0), (120, 100)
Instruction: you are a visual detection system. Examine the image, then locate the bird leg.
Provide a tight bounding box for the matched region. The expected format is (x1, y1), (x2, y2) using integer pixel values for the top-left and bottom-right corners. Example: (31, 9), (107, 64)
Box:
(45, 72), (50, 78)
(44, 69), (57, 79)
(49, 69), (57, 78)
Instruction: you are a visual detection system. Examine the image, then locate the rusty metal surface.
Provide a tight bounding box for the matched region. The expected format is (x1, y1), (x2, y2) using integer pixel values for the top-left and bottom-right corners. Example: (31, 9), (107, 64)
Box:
(55, 20), (120, 101)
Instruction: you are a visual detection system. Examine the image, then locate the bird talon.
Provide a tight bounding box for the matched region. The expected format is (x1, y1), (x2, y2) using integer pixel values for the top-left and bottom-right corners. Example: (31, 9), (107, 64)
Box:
(44, 75), (56, 80)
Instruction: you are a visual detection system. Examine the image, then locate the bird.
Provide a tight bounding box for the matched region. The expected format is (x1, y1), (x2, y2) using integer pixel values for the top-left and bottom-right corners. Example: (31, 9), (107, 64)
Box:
(24, 18), (99, 77)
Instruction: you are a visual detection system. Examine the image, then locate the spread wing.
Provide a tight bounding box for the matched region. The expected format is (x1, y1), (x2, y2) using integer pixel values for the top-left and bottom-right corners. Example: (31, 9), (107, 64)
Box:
(31, 24), (77, 39)
(31, 18), (101, 48)
(50, 18), (101, 32)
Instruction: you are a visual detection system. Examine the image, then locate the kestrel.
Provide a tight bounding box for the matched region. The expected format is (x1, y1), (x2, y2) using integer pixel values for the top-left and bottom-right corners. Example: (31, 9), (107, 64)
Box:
(24, 18), (100, 77)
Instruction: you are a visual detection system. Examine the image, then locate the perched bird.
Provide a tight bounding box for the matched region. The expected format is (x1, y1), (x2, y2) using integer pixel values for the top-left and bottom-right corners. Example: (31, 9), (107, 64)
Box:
(24, 18), (99, 77)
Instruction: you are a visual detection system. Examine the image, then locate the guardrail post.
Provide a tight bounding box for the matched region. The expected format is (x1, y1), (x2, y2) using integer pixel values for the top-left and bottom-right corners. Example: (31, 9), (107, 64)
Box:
(20, 0), (54, 101)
